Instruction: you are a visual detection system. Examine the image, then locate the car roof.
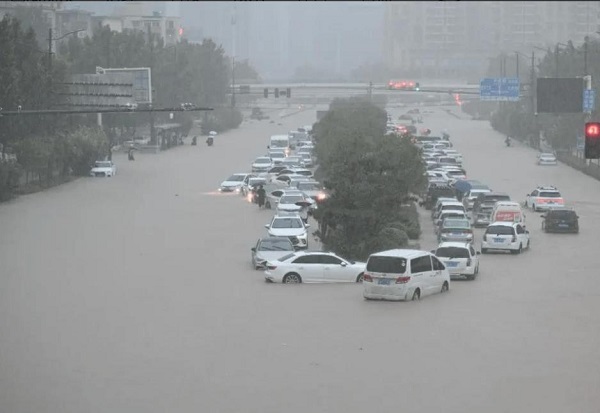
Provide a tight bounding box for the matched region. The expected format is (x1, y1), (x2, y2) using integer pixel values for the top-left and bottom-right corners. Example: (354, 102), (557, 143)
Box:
(273, 212), (301, 218)
(487, 221), (517, 227)
(440, 201), (464, 206)
(481, 191), (509, 197)
(369, 249), (430, 259)
(535, 186), (559, 191)
(437, 242), (471, 249)
(494, 201), (521, 207)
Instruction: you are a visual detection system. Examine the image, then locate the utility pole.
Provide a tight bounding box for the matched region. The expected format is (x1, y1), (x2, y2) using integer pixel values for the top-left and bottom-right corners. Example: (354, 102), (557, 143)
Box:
(231, 4), (236, 108)
(555, 44), (559, 77)
(148, 25), (156, 148)
(584, 35), (589, 76)
(48, 28), (53, 73)
(530, 51), (535, 114)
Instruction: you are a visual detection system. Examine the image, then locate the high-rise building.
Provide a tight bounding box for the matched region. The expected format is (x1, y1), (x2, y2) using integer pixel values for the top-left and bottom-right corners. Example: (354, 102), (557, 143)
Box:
(384, 1), (600, 79)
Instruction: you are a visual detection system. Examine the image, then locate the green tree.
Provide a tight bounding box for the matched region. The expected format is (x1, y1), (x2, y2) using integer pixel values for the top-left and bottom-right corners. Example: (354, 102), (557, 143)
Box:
(312, 98), (426, 260)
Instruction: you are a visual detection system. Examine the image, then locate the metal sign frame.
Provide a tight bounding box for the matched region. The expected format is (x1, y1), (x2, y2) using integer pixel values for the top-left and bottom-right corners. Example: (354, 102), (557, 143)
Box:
(96, 67), (152, 104)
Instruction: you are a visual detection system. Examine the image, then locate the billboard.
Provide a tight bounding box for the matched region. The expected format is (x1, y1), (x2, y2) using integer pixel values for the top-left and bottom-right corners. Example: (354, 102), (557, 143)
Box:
(536, 78), (584, 113)
(96, 67), (152, 104)
(59, 73), (135, 108)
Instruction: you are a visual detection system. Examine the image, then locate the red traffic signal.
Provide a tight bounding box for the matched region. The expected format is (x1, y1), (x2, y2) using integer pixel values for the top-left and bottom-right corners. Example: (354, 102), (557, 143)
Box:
(585, 121), (600, 159)
(585, 122), (600, 138)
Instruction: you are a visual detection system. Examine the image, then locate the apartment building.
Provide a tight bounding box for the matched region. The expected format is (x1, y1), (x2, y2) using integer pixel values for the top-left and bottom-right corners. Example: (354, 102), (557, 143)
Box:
(384, 1), (600, 79)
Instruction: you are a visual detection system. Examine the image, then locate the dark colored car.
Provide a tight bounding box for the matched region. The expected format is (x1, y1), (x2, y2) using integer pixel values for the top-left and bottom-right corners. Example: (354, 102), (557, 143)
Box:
(541, 209), (579, 233)
(421, 184), (457, 210)
(472, 192), (511, 220)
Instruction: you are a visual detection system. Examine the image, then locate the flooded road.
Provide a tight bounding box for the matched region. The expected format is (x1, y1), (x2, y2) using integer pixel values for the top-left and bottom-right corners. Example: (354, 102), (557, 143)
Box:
(1, 106), (599, 413)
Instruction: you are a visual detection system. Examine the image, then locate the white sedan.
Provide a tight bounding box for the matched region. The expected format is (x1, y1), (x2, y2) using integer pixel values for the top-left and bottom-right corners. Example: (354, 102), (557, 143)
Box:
(90, 160), (116, 177)
(264, 251), (366, 283)
(537, 153), (558, 165)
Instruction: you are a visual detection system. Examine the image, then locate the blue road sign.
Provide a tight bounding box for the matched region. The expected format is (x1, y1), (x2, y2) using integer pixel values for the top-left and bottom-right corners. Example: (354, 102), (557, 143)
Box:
(480, 78), (521, 102)
(583, 89), (595, 113)
(577, 135), (585, 151)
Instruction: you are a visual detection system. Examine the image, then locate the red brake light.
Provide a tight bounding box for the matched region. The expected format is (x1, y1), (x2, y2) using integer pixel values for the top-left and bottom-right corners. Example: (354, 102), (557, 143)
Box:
(511, 235), (516, 242)
(363, 273), (373, 282)
(267, 265), (277, 270)
(395, 276), (411, 284)
(467, 258), (472, 266)
(483, 234), (487, 241)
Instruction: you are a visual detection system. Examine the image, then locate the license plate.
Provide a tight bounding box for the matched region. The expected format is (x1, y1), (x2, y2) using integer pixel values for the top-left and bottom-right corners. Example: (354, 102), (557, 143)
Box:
(558, 224), (569, 228)
(445, 261), (458, 267)
(493, 237), (504, 243)
(378, 278), (392, 285)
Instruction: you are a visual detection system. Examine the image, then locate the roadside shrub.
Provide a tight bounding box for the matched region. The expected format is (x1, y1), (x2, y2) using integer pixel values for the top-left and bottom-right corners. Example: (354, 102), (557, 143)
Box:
(0, 162), (22, 201)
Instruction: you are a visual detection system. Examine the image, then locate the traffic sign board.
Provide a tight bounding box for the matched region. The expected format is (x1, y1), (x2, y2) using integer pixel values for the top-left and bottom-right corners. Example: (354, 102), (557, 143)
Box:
(480, 78), (521, 101)
(577, 135), (585, 151)
(583, 89), (595, 113)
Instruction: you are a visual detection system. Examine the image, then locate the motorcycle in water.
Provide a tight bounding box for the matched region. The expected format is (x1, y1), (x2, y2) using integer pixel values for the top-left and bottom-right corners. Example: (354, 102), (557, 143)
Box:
(128, 148), (135, 161)
(191, 136), (197, 146)
(206, 137), (214, 146)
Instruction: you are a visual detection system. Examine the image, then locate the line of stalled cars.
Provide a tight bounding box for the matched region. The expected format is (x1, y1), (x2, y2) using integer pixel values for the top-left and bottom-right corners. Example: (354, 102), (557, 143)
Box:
(421, 135), (580, 283)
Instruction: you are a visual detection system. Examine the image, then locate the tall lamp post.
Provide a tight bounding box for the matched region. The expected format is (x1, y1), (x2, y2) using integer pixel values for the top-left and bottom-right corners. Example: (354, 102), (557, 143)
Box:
(47, 28), (85, 108)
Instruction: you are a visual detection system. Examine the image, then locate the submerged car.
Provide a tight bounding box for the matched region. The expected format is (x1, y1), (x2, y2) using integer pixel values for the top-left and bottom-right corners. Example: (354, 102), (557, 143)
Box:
(251, 237), (295, 269)
(90, 160), (116, 177)
(541, 209), (579, 233)
(537, 152), (558, 165)
(219, 173), (252, 192)
(433, 242), (480, 280)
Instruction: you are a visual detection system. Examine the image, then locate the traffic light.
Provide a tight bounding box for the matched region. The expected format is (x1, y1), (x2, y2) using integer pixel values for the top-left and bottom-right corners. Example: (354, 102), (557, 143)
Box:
(274, 88), (279, 98)
(286, 88), (291, 98)
(415, 82), (420, 91)
(264, 88), (268, 98)
(585, 122), (600, 159)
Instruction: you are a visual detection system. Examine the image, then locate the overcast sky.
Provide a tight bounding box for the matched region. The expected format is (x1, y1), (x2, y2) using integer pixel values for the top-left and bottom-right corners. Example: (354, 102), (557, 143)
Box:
(66, 1), (385, 81)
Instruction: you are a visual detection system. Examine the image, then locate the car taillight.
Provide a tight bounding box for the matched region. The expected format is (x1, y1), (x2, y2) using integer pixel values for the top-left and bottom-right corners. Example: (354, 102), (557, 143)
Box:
(363, 273), (373, 282)
(467, 258), (472, 266)
(511, 235), (516, 242)
(267, 265), (277, 270)
(483, 234), (487, 241)
(396, 276), (411, 284)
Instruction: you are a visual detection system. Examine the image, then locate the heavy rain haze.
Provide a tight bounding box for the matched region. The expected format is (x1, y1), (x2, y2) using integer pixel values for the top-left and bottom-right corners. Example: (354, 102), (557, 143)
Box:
(2, 1), (600, 413)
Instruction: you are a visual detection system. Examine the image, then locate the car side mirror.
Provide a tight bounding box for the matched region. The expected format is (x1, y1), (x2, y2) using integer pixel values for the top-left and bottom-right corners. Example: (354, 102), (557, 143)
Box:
(340, 262), (347, 267)
(476, 251), (481, 255)
(525, 230), (530, 234)
(430, 250), (435, 254)
(251, 247), (256, 252)
(305, 224), (311, 228)
(264, 224), (270, 228)
(540, 214), (545, 218)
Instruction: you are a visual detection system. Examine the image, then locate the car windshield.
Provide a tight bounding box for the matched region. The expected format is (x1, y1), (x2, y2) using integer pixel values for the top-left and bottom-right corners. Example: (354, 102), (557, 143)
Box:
(486, 225), (514, 235)
(297, 183), (320, 191)
(443, 219), (470, 228)
(279, 195), (304, 204)
(270, 153), (285, 158)
(278, 253), (296, 262)
(366, 256), (407, 274)
(226, 175), (245, 182)
(271, 218), (303, 228)
(95, 161), (111, 168)
(255, 158), (271, 164)
(548, 210), (576, 219)
(539, 191), (561, 198)
(259, 239), (293, 251)
(436, 247), (470, 259)
(485, 195), (510, 202)
(248, 178), (266, 186)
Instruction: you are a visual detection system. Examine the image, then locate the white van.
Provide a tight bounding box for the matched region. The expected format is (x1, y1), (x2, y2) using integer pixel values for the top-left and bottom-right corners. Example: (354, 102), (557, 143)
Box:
(490, 201), (525, 224)
(269, 135), (291, 156)
(363, 249), (450, 301)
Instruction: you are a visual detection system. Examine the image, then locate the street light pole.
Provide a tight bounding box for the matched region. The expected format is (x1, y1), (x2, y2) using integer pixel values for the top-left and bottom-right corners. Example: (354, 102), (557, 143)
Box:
(584, 35), (589, 75)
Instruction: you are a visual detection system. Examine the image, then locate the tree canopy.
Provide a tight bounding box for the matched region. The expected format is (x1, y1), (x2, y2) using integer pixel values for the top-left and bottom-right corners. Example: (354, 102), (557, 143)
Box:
(312, 97), (426, 260)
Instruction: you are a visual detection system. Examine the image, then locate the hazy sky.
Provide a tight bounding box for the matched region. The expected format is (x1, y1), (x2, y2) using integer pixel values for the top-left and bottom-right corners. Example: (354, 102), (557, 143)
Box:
(66, 1), (385, 81)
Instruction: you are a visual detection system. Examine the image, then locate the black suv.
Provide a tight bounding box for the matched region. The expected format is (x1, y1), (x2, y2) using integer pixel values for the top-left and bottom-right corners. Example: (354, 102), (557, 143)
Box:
(421, 184), (456, 210)
(541, 209), (579, 233)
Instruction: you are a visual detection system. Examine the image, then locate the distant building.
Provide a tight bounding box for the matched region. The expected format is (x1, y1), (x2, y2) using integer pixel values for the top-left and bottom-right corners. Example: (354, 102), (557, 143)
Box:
(384, 1), (600, 79)
(0, 1), (62, 32)
(56, 8), (94, 39)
